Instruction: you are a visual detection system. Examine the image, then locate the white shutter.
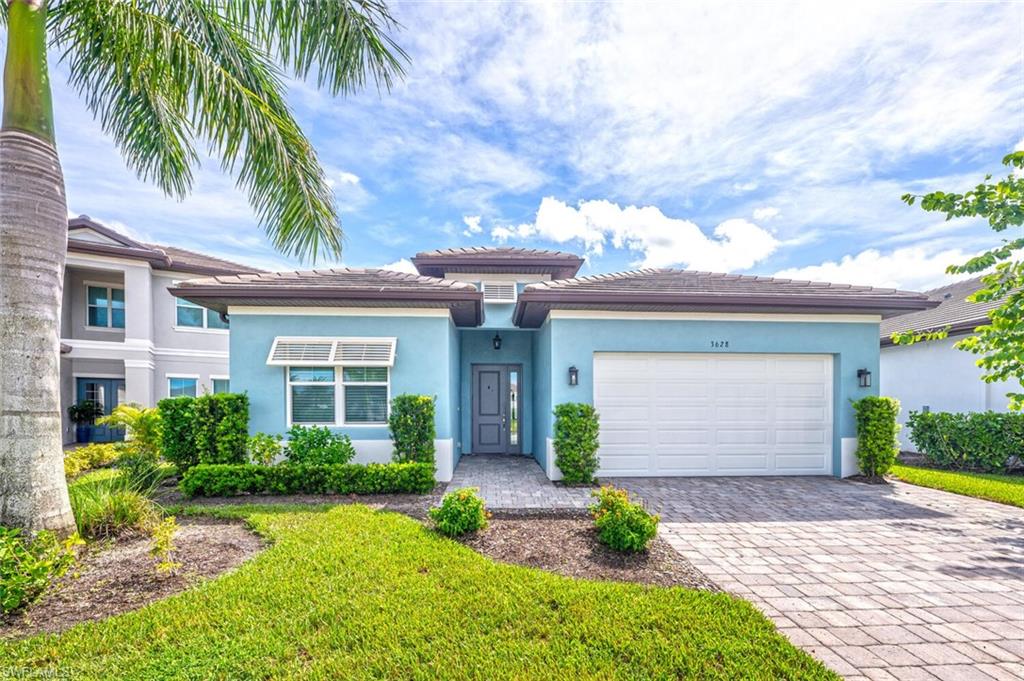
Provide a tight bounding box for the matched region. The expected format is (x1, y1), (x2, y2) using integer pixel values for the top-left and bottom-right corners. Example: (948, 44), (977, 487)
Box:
(267, 337), (396, 367)
(267, 339), (334, 365)
(482, 282), (517, 302)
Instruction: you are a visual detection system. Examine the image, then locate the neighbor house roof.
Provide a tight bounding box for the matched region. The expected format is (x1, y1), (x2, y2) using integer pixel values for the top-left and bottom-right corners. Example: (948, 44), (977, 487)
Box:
(513, 269), (939, 328)
(879, 276), (1004, 346)
(169, 269), (483, 326)
(67, 216), (262, 276)
(411, 246), (584, 279)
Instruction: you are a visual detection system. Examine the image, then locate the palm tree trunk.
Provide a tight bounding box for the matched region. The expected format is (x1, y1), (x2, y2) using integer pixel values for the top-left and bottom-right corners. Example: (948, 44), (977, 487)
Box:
(0, 0), (74, 532)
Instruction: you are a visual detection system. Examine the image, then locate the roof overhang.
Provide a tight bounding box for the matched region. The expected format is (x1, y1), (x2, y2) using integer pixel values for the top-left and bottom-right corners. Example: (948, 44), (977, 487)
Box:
(412, 254), (583, 279)
(168, 284), (484, 327)
(514, 290), (941, 328)
(879, 318), (985, 347)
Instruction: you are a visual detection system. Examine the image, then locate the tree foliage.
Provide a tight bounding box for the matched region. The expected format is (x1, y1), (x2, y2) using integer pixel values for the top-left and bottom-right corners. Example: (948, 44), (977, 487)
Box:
(896, 152), (1024, 410)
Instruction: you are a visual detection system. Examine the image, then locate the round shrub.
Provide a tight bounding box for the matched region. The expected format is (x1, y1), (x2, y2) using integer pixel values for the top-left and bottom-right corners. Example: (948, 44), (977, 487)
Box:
(248, 432), (284, 465)
(553, 402), (601, 484)
(589, 486), (659, 553)
(285, 426), (356, 465)
(851, 396), (900, 477)
(429, 488), (489, 537)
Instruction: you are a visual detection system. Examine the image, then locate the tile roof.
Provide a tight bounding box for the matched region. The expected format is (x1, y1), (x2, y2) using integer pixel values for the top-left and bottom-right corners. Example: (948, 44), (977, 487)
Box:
(67, 216), (262, 275)
(411, 246), (584, 278)
(879, 276), (1005, 343)
(169, 268), (483, 326)
(514, 268), (938, 327)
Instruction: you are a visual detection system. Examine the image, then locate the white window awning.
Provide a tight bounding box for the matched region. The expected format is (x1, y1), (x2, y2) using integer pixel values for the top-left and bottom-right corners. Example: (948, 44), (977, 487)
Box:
(267, 337), (397, 367)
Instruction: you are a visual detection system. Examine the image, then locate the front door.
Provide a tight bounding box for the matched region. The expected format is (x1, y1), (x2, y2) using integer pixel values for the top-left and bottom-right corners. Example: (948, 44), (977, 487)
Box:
(75, 378), (126, 442)
(471, 364), (522, 454)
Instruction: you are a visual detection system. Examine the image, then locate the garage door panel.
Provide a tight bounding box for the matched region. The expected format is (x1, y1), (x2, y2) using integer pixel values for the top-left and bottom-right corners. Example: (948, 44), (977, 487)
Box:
(594, 352), (833, 477)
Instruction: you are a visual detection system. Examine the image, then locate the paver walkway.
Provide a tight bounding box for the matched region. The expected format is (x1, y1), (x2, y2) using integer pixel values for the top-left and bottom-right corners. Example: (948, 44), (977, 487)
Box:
(612, 476), (1024, 681)
(447, 454), (592, 509)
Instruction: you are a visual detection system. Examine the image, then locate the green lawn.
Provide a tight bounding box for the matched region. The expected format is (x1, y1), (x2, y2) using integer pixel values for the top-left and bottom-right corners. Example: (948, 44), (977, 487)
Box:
(1, 504), (835, 680)
(891, 464), (1024, 508)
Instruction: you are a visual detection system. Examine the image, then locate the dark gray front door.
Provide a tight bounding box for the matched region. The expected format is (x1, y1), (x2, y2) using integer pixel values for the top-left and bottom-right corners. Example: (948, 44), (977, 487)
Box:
(471, 364), (522, 454)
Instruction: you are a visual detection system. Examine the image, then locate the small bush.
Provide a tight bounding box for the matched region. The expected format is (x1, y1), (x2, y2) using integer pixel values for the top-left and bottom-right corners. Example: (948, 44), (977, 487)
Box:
(429, 488), (489, 537)
(553, 403), (601, 484)
(97, 404), (162, 460)
(248, 432), (283, 465)
(851, 396), (901, 477)
(149, 516), (181, 575)
(158, 396), (197, 471)
(193, 393), (250, 465)
(69, 474), (160, 538)
(0, 527), (81, 614)
(179, 462), (436, 497)
(64, 443), (120, 478)
(590, 486), (659, 553)
(285, 426), (356, 465)
(908, 411), (1024, 473)
(389, 394), (436, 464)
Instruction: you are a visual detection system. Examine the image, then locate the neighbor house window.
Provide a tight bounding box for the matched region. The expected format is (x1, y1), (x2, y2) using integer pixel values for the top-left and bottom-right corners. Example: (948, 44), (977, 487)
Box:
(168, 377), (198, 398)
(212, 378), (230, 394)
(87, 285), (125, 328)
(286, 366), (389, 426)
(175, 297), (228, 330)
(342, 367), (388, 423)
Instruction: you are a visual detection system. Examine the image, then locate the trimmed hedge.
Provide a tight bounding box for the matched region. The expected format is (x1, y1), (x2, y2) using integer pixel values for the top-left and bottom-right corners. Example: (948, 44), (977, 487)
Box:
(389, 394), (436, 463)
(908, 411), (1024, 473)
(193, 393), (249, 465)
(851, 396), (900, 477)
(179, 462), (436, 497)
(158, 393), (249, 469)
(158, 397), (196, 470)
(553, 403), (601, 484)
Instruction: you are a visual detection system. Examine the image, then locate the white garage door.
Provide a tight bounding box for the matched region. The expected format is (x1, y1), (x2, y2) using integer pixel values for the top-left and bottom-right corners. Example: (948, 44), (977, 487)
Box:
(594, 353), (833, 476)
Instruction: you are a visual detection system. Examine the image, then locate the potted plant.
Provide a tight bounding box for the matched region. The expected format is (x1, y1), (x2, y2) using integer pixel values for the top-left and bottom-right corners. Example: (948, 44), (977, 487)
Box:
(68, 400), (104, 443)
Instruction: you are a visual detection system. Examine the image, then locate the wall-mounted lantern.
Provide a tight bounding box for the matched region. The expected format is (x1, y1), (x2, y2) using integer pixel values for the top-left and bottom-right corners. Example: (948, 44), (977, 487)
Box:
(568, 365), (579, 386)
(857, 368), (872, 388)
(492, 333), (502, 350)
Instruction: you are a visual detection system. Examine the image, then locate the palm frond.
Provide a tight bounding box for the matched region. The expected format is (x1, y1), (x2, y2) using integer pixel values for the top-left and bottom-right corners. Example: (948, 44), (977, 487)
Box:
(222, 0), (408, 95)
(50, 0), (341, 260)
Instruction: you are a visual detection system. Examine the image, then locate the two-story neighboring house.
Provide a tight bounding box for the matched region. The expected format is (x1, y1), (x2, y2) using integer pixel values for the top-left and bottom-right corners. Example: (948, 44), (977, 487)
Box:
(60, 216), (261, 443)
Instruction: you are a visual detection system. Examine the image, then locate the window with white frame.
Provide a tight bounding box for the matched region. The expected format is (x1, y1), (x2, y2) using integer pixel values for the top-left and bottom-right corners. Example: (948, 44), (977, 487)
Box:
(288, 367), (336, 424)
(168, 377), (198, 398)
(481, 281), (517, 303)
(175, 297), (228, 329)
(286, 366), (390, 426)
(87, 285), (125, 328)
(342, 367), (389, 423)
(212, 378), (231, 394)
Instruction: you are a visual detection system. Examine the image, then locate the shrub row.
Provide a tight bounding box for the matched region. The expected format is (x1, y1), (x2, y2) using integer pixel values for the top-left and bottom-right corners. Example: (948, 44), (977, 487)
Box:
(63, 443), (120, 478)
(179, 462), (436, 497)
(158, 393), (249, 470)
(908, 410), (1024, 473)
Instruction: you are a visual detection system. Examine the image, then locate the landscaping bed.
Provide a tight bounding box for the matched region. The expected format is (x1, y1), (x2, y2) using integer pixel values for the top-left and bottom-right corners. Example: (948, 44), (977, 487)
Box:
(1, 518), (263, 639)
(0, 506), (833, 679)
(459, 513), (718, 591)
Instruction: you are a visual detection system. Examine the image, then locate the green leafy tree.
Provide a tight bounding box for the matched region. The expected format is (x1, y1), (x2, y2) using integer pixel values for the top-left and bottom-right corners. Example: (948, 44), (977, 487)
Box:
(896, 152), (1024, 411)
(0, 0), (406, 531)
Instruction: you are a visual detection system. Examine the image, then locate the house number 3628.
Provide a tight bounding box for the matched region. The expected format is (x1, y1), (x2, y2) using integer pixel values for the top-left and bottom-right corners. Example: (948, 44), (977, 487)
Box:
(710, 340), (729, 348)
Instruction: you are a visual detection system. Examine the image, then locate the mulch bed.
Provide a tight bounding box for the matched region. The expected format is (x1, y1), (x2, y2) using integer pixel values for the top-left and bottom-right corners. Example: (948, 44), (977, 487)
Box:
(459, 514), (719, 591)
(1, 518), (264, 639)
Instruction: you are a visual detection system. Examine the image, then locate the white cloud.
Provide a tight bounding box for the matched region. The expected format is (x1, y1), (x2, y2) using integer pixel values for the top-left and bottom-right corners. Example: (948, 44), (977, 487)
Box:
(462, 215), (483, 237)
(487, 197), (779, 271)
(379, 258), (419, 274)
(753, 206), (780, 222)
(774, 246), (977, 291)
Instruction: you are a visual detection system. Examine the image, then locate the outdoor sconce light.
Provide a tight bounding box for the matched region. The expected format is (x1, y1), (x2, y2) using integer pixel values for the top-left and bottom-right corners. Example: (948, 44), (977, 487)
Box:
(492, 333), (502, 350)
(568, 365), (579, 386)
(857, 368), (872, 388)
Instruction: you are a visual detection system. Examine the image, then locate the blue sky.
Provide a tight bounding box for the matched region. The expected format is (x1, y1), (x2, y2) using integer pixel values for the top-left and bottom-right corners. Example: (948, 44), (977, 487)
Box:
(38, 1), (1024, 290)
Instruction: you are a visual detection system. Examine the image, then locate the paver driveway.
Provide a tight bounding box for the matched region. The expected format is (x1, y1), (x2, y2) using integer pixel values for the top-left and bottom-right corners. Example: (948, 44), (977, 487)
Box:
(612, 477), (1024, 681)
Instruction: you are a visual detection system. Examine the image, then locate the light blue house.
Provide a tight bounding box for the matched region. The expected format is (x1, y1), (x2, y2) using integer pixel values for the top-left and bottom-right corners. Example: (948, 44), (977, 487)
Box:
(171, 247), (935, 482)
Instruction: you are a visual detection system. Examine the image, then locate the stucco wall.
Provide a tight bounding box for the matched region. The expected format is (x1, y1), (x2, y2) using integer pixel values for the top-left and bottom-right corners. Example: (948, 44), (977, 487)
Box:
(153, 273), (231, 353)
(531, 320), (553, 470)
(880, 335), (1015, 449)
(543, 317), (881, 477)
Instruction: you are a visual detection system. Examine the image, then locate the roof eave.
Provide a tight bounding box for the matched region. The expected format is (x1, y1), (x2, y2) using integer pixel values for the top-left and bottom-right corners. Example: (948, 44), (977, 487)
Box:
(879, 318), (986, 347)
(411, 255), (584, 279)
